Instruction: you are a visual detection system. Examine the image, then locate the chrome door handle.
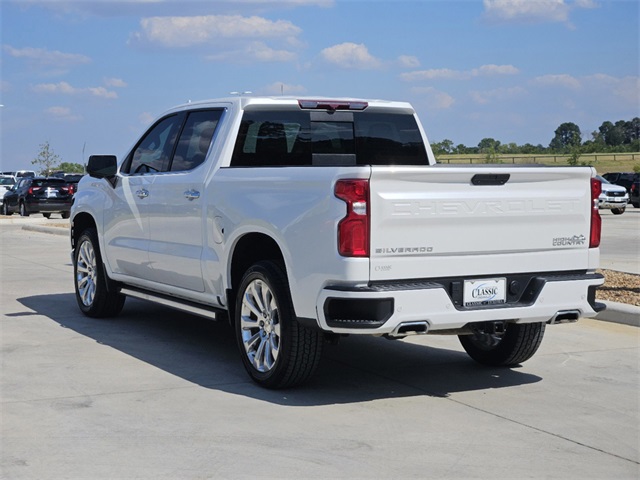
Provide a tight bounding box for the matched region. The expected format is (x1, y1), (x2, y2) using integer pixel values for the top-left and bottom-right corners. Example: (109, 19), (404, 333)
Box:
(136, 189), (149, 199)
(184, 189), (200, 201)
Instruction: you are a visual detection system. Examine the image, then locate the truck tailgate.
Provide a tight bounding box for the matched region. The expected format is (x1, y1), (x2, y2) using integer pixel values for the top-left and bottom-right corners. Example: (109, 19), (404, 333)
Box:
(369, 166), (595, 281)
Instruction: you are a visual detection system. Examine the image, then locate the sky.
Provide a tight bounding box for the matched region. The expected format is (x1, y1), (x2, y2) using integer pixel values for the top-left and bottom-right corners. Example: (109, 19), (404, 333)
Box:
(1, 0), (639, 171)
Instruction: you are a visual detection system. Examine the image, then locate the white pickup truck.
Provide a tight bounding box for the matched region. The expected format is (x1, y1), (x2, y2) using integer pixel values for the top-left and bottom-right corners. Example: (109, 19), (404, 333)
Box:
(71, 96), (605, 388)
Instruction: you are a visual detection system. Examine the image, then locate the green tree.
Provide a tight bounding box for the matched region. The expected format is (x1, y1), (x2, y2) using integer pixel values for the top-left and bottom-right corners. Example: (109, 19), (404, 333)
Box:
(549, 122), (581, 152)
(478, 137), (501, 153)
(58, 162), (85, 173)
(32, 141), (61, 175)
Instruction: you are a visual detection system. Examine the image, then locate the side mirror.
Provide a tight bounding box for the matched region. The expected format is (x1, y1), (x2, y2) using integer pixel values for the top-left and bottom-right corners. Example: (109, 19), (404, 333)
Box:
(87, 155), (117, 179)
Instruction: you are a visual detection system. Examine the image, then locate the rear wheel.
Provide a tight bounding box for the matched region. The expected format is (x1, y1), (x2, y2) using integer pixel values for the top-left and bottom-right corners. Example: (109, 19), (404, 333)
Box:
(459, 322), (546, 366)
(43, 213), (51, 219)
(19, 202), (29, 217)
(235, 260), (323, 388)
(74, 228), (125, 318)
(611, 207), (625, 215)
(2, 203), (11, 216)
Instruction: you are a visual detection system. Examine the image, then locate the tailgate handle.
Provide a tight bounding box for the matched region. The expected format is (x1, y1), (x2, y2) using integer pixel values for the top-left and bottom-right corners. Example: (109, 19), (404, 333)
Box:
(471, 174), (510, 186)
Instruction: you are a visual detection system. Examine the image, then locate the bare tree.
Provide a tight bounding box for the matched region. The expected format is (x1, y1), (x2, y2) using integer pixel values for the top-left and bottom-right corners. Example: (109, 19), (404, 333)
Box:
(32, 141), (61, 175)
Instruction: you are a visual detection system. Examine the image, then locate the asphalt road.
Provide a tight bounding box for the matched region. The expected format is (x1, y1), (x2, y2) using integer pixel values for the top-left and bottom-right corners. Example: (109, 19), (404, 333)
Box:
(1, 219), (639, 479)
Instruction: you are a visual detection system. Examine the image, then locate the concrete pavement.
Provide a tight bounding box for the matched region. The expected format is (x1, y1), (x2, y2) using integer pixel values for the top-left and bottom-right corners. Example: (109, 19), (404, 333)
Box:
(1, 222), (638, 479)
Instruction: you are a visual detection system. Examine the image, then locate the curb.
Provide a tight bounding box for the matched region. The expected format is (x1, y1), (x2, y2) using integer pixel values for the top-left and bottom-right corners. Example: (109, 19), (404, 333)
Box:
(22, 224), (69, 237)
(593, 300), (640, 327)
(18, 224), (640, 328)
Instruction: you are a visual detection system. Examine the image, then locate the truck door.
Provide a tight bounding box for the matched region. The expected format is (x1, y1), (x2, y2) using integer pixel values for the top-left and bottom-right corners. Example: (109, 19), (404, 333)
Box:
(103, 113), (184, 281)
(146, 109), (223, 292)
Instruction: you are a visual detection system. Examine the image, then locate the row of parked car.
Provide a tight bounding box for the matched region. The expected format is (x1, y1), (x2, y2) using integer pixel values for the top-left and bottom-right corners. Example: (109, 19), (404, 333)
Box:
(0, 169), (638, 219)
(598, 171), (640, 215)
(0, 171), (84, 219)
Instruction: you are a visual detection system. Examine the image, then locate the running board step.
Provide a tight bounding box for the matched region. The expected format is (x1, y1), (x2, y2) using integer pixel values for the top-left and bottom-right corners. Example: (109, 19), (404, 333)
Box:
(120, 286), (222, 320)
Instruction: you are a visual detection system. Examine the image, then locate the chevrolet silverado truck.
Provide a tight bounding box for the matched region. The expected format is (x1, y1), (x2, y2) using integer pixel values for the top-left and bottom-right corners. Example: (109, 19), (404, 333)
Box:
(70, 96), (605, 388)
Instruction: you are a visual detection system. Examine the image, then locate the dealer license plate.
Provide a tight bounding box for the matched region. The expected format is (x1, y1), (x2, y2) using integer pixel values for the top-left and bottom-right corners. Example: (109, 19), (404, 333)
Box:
(463, 278), (506, 307)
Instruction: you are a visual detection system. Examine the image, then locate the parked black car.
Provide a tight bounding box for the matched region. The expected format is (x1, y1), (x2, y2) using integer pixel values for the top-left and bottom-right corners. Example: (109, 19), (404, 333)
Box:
(630, 179), (640, 208)
(602, 172), (639, 192)
(2, 177), (74, 218)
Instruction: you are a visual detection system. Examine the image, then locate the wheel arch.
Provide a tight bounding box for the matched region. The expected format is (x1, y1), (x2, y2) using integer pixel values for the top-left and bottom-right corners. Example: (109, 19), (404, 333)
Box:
(71, 212), (98, 250)
(227, 232), (287, 319)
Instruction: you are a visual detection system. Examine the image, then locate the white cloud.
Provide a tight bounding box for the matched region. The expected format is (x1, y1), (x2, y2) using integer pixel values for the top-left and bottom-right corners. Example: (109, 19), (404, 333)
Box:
(583, 74), (640, 105)
(104, 77), (127, 88)
(87, 86), (118, 99)
(470, 86), (527, 104)
(483, 0), (599, 26)
(45, 106), (82, 122)
(33, 81), (77, 94)
(139, 112), (156, 126)
(471, 64), (520, 76)
(401, 68), (467, 82)
(401, 64), (519, 82)
(3, 45), (91, 68)
(32, 81), (118, 98)
(133, 15), (302, 48)
(397, 55), (420, 68)
(320, 42), (382, 69)
(531, 74), (581, 89)
(411, 86), (455, 109)
(259, 82), (307, 95)
(205, 41), (296, 63)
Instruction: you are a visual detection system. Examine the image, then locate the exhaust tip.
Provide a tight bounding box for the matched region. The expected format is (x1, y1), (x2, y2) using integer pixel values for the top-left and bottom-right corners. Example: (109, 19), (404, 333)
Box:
(390, 321), (429, 338)
(548, 310), (581, 325)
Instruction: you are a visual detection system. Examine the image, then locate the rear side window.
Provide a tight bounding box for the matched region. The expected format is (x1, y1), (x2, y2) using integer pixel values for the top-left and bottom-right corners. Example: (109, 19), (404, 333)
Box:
(170, 110), (223, 172)
(231, 109), (427, 167)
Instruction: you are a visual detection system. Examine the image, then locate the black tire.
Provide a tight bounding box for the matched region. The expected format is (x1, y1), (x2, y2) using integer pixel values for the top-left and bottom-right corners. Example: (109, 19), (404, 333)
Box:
(74, 228), (125, 318)
(42, 213), (51, 219)
(459, 322), (546, 366)
(19, 202), (29, 217)
(61, 211), (70, 219)
(632, 202), (640, 208)
(234, 260), (323, 389)
(611, 207), (625, 215)
(2, 203), (11, 216)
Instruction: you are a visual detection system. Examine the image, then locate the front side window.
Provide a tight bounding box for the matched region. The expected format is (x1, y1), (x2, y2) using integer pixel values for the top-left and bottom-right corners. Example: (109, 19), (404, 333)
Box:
(124, 114), (184, 175)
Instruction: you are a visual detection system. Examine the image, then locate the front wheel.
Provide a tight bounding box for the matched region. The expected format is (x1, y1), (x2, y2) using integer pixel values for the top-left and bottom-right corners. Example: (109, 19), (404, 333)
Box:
(611, 207), (625, 215)
(74, 228), (125, 318)
(459, 322), (546, 366)
(235, 260), (323, 388)
(2, 203), (11, 216)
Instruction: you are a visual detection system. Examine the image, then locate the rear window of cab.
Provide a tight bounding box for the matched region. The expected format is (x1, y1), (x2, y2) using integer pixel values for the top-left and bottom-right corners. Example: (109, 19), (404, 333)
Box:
(230, 109), (428, 167)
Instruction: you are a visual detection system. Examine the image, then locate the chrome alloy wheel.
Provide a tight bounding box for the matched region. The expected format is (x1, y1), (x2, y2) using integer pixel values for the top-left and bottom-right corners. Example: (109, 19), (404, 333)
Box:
(240, 279), (281, 372)
(76, 238), (98, 307)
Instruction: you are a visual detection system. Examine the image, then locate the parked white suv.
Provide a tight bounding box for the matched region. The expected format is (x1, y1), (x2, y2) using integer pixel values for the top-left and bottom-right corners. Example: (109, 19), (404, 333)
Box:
(596, 175), (628, 215)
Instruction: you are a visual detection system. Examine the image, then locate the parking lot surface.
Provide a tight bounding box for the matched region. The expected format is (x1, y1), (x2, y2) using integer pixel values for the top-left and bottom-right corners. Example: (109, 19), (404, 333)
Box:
(598, 208), (640, 274)
(1, 221), (639, 479)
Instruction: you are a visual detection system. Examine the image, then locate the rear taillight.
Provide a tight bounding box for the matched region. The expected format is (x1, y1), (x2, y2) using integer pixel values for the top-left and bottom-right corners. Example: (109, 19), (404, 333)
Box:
(335, 179), (370, 257)
(590, 177), (602, 248)
(28, 187), (41, 195)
